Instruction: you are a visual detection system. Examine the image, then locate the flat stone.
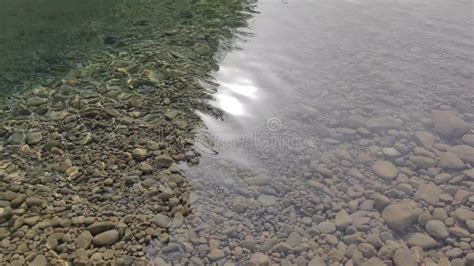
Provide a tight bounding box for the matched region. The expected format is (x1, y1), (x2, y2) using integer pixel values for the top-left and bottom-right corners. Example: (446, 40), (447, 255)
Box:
(361, 257), (385, 266)
(453, 208), (474, 221)
(76, 231), (93, 249)
(250, 252), (270, 266)
(447, 145), (474, 164)
(466, 252), (474, 265)
(155, 154), (174, 167)
(335, 209), (352, 229)
(207, 248), (224, 261)
(308, 256), (325, 266)
(382, 147), (400, 158)
(374, 194), (391, 211)
(409, 155), (437, 169)
(432, 110), (470, 138)
(232, 196), (248, 213)
(414, 131), (436, 148)
(286, 232), (302, 247)
(27, 96), (46, 106)
(151, 213), (171, 228)
(318, 221), (336, 234)
(464, 168), (474, 179)
(29, 254), (48, 266)
(245, 174), (270, 186)
(406, 233), (437, 249)
(92, 229), (119, 246)
(87, 221), (116, 235)
(425, 220), (449, 239)
(25, 197), (43, 207)
(415, 183), (441, 205)
(372, 160), (398, 180)
(462, 134), (474, 146)
(26, 132), (42, 145)
(382, 202), (419, 231)
(467, 220), (474, 232)
(440, 152), (464, 169)
(366, 116), (403, 130)
(448, 226), (470, 238)
(257, 194), (277, 206)
(393, 249), (417, 266)
(270, 242), (293, 253)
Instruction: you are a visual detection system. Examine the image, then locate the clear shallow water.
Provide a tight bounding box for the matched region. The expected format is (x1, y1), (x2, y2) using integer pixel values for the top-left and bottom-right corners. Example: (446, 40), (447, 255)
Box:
(1, 0), (473, 265)
(164, 0), (474, 264)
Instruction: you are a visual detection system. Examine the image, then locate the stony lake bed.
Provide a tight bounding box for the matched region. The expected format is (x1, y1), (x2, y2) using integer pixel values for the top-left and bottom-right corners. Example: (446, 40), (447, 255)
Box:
(1, 0), (474, 265)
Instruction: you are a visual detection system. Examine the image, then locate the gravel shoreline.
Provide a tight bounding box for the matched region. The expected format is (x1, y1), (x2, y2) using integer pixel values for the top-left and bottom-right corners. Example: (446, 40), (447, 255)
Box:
(0, 1), (253, 264)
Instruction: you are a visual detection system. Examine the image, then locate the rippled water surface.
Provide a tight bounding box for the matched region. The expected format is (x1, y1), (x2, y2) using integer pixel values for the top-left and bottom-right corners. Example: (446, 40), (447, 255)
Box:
(177, 0), (474, 265)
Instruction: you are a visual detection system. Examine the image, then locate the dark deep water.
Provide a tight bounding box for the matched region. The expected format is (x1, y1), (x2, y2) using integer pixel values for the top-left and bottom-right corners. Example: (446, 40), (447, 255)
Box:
(1, 0), (474, 265)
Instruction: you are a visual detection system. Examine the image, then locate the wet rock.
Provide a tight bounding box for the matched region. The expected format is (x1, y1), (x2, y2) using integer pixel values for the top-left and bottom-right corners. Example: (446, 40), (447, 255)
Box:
(26, 132), (42, 145)
(335, 209), (352, 229)
(447, 145), (474, 164)
(316, 165), (333, 177)
(92, 229), (119, 246)
(453, 207), (474, 221)
(208, 248), (224, 261)
(415, 183), (441, 205)
(139, 162), (153, 174)
(462, 134), (474, 146)
(374, 194), (391, 211)
(372, 161), (398, 180)
(366, 116), (403, 130)
(382, 147), (400, 158)
(409, 156), (437, 169)
(432, 110), (470, 138)
(464, 169), (474, 180)
(308, 256), (324, 266)
(155, 154), (174, 167)
(466, 253), (474, 266)
(270, 242), (293, 253)
(26, 197), (43, 207)
(29, 254), (48, 266)
(393, 249), (417, 266)
(467, 220), (474, 232)
(43, 140), (61, 152)
(153, 257), (169, 266)
(382, 202), (419, 231)
(87, 221), (116, 235)
(24, 215), (40, 226)
(440, 152), (464, 169)
(250, 252), (270, 266)
(151, 213), (171, 228)
(361, 257), (386, 266)
(27, 96), (46, 106)
(448, 226), (470, 238)
(406, 233), (437, 249)
(286, 232), (302, 247)
(132, 148), (147, 161)
(0, 207), (12, 223)
(232, 196), (248, 213)
(318, 221), (336, 234)
(414, 131), (435, 148)
(245, 174), (270, 186)
(77, 231), (93, 249)
(425, 220), (449, 239)
(257, 194), (277, 206)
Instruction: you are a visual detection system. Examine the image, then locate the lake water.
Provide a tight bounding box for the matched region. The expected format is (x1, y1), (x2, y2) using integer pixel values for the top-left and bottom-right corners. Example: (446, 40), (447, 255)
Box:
(1, 0), (473, 265)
